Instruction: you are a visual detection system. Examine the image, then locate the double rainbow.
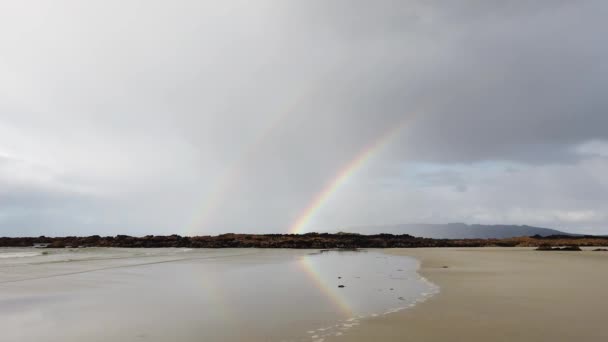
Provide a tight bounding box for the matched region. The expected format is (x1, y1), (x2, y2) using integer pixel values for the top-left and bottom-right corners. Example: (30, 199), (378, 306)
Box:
(188, 109), (414, 236)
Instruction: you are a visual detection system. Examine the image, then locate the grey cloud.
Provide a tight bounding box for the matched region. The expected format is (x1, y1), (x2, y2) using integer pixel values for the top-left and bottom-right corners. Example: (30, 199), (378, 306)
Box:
(1, 1), (607, 235)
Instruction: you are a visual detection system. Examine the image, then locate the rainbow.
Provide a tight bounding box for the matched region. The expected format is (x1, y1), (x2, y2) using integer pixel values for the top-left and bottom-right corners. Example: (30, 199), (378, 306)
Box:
(298, 255), (352, 317)
(288, 117), (411, 234)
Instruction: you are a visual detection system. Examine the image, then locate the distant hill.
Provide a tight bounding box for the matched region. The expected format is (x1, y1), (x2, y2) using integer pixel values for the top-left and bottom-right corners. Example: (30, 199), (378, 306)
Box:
(342, 223), (575, 239)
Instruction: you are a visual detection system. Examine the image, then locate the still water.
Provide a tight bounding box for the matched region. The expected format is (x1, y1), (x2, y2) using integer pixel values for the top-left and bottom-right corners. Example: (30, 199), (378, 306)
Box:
(0, 248), (438, 342)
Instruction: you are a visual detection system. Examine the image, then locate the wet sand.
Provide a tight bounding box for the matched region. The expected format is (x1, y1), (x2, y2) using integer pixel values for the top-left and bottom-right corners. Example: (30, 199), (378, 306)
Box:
(0, 248), (433, 342)
(329, 247), (608, 341)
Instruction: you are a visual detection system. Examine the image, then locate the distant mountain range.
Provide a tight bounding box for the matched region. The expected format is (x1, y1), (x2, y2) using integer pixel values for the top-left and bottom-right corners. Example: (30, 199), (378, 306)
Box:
(342, 223), (575, 239)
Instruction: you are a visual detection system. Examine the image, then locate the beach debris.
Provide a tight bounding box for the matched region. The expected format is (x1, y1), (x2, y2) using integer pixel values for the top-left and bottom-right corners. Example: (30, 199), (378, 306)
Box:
(390, 288), (394, 290)
(398, 297), (405, 301)
(441, 265), (449, 268)
(593, 248), (608, 251)
(338, 285), (345, 288)
(338, 276), (342, 279)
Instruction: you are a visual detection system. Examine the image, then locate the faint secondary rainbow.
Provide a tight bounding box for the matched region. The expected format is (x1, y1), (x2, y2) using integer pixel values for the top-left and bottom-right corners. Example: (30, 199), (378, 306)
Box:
(197, 270), (231, 320)
(185, 112), (288, 236)
(299, 255), (352, 317)
(289, 117), (412, 234)
(186, 70), (342, 236)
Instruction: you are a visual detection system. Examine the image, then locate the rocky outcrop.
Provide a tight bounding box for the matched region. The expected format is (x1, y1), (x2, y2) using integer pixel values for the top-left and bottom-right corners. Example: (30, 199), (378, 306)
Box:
(1, 233), (607, 249)
(536, 244), (582, 251)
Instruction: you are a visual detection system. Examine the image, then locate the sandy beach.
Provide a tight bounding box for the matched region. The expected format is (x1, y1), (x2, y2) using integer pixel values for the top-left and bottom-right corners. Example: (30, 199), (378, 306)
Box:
(2, 247), (608, 341)
(329, 247), (608, 341)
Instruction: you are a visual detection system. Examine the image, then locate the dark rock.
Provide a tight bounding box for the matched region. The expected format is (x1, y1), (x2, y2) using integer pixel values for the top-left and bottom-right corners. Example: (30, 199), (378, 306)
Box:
(2, 233), (608, 249)
(536, 244), (581, 251)
(338, 285), (345, 288)
(560, 245), (582, 251)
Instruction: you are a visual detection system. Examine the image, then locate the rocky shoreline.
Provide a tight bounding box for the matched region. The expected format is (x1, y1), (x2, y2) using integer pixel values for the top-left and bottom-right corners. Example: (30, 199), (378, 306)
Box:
(1, 233), (608, 249)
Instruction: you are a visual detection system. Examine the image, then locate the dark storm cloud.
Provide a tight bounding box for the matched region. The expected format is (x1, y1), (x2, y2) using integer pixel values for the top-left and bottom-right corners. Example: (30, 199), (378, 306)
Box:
(282, 0), (608, 164)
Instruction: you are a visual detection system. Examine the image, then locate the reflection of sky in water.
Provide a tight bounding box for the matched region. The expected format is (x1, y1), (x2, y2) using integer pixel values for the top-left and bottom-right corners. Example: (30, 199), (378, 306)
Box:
(302, 251), (436, 316)
(0, 248), (437, 342)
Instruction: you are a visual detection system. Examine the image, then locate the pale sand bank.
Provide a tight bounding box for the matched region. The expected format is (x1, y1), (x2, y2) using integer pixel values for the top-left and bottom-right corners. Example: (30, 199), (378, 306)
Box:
(328, 248), (608, 341)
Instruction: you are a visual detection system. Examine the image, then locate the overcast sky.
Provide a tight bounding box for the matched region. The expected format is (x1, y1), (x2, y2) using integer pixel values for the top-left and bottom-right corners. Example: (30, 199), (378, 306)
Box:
(1, 0), (608, 236)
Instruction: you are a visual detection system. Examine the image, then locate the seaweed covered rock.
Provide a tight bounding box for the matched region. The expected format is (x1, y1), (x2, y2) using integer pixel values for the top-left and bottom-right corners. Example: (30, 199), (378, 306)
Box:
(536, 245), (581, 251)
